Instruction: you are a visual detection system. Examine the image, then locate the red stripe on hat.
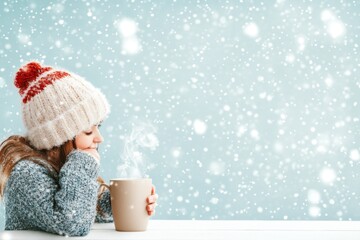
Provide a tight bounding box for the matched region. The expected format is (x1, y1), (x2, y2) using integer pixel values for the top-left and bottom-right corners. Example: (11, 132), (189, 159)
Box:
(18, 66), (53, 96)
(23, 71), (70, 103)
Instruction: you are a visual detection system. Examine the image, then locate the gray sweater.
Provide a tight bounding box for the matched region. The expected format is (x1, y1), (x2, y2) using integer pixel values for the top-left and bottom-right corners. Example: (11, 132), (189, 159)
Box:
(4, 150), (113, 236)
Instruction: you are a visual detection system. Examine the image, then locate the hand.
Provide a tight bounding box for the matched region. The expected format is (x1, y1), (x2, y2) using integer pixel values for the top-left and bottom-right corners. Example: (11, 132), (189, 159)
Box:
(80, 148), (100, 162)
(146, 185), (158, 216)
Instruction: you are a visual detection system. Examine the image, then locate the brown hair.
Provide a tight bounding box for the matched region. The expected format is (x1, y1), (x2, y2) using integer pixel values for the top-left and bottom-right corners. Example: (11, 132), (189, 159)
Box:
(0, 135), (106, 200)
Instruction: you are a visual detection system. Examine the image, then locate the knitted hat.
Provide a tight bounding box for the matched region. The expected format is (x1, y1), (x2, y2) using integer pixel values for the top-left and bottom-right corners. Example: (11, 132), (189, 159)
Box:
(14, 61), (110, 150)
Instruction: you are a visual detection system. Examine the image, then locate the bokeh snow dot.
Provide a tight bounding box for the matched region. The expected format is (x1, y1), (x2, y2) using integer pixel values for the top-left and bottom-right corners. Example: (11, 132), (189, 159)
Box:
(209, 161), (225, 176)
(320, 168), (336, 185)
(321, 9), (346, 39)
(243, 22), (259, 38)
(350, 149), (360, 161)
(309, 206), (321, 217)
(308, 189), (321, 204)
(193, 119), (207, 135)
(116, 18), (138, 37)
(327, 21), (345, 39)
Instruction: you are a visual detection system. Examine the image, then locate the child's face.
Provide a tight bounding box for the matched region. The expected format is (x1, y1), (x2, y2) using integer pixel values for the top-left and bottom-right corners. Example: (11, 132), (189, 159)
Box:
(75, 124), (103, 152)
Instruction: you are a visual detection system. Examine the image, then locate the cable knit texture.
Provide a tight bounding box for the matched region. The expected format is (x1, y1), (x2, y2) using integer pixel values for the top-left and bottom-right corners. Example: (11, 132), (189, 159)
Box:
(4, 150), (113, 236)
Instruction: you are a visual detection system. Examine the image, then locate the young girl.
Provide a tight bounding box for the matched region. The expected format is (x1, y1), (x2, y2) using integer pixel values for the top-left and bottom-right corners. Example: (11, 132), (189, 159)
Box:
(0, 62), (158, 236)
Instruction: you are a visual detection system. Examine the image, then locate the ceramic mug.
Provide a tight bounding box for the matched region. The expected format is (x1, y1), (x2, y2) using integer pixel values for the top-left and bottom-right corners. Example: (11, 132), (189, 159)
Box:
(101, 178), (152, 231)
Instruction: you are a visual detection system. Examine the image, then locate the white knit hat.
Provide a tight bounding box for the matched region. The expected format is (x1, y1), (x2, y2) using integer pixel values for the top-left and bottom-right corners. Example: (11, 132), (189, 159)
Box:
(14, 61), (110, 150)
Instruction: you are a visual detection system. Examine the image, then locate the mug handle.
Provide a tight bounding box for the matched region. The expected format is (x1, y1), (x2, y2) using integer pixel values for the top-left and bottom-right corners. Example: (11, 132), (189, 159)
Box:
(100, 183), (110, 190)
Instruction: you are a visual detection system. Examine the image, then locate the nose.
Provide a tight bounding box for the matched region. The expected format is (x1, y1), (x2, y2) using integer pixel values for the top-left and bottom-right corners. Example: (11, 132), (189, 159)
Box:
(94, 127), (104, 143)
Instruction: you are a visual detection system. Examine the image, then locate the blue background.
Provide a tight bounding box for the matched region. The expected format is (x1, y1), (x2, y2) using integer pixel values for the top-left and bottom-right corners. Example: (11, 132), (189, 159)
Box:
(0, 0), (359, 230)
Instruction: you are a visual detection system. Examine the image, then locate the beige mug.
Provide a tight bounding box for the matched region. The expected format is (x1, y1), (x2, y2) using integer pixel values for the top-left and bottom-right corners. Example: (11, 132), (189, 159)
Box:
(101, 178), (152, 231)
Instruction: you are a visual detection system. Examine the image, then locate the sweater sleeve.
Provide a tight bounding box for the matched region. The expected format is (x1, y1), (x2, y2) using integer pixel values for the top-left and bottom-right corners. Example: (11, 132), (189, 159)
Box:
(95, 188), (113, 223)
(6, 150), (99, 236)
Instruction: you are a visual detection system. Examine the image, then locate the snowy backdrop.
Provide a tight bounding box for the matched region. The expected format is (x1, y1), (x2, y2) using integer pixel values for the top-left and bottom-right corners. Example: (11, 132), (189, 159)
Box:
(0, 0), (359, 229)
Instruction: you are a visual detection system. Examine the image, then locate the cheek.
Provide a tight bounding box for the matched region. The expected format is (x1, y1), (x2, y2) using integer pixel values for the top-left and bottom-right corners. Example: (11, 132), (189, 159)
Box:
(75, 135), (92, 150)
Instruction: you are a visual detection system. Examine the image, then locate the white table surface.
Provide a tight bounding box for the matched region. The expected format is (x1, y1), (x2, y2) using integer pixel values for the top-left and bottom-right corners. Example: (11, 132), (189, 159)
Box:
(1, 220), (360, 240)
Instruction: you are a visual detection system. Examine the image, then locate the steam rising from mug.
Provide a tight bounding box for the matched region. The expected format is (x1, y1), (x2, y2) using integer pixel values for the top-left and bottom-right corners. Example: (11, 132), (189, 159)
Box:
(117, 122), (159, 178)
